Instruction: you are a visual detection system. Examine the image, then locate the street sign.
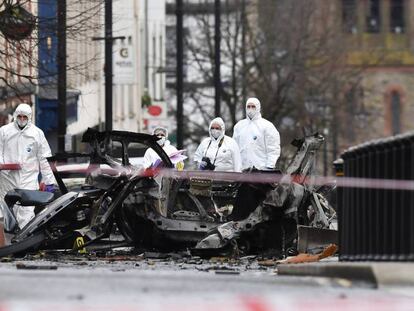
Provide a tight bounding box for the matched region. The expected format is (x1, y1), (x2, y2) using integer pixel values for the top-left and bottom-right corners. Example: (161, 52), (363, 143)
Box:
(113, 40), (135, 84)
(142, 101), (170, 133)
(143, 101), (168, 119)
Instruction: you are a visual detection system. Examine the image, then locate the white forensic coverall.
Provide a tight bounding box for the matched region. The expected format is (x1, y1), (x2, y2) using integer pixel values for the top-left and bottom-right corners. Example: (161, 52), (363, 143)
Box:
(232, 97), (281, 170)
(143, 140), (179, 168)
(0, 104), (56, 228)
(194, 117), (242, 172)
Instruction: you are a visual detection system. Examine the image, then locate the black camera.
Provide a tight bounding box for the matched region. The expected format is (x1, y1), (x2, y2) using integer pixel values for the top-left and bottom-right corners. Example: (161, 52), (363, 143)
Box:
(201, 157), (216, 171)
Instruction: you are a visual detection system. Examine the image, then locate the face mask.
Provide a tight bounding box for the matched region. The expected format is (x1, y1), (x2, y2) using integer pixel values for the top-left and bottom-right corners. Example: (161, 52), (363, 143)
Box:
(247, 108), (256, 119)
(16, 118), (28, 128)
(210, 129), (221, 139)
(157, 137), (166, 146)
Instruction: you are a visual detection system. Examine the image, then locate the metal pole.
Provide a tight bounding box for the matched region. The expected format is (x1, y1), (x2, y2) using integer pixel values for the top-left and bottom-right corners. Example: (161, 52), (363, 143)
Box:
(105, 0), (113, 132)
(332, 117), (338, 162)
(241, 0), (246, 118)
(57, 0), (67, 153)
(323, 130), (328, 176)
(214, 0), (221, 117)
(176, 0), (184, 149)
(144, 0), (149, 89)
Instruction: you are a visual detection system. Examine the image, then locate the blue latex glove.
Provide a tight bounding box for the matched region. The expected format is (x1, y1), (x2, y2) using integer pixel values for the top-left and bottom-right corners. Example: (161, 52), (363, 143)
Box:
(199, 161), (208, 170)
(45, 184), (55, 193)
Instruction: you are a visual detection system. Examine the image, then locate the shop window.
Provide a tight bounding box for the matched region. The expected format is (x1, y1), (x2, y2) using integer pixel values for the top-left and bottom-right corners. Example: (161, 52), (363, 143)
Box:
(342, 0), (357, 33)
(390, 0), (405, 33)
(366, 0), (380, 33)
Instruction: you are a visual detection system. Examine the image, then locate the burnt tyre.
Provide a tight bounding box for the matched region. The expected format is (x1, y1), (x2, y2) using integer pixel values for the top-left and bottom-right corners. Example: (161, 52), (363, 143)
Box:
(115, 203), (156, 248)
(0, 232), (45, 257)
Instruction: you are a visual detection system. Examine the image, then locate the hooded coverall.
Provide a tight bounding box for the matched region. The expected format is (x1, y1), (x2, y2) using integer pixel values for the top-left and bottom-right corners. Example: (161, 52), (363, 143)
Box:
(143, 126), (179, 169)
(194, 117), (242, 172)
(0, 104), (56, 229)
(232, 97), (281, 170)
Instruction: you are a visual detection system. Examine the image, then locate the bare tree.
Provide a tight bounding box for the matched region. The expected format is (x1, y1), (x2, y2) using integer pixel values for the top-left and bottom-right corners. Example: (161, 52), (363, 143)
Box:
(177, 0), (373, 170)
(0, 0), (105, 94)
(174, 0), (245, 148)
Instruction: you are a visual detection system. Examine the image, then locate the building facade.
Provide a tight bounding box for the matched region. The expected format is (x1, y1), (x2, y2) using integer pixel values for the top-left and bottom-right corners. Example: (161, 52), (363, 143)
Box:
(139, 0), (168, 135)
(1, 0), (148, 153)
(338, 0), (414, 149)
(250, 0), (414, 167)
(0, 0), (37, 126)
(65, 0), (144, 152)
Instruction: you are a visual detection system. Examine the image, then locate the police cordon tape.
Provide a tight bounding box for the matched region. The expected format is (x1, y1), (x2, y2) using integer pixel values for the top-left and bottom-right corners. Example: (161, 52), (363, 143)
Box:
(156, 169), (414, 191)
(45, 162), (414, 192)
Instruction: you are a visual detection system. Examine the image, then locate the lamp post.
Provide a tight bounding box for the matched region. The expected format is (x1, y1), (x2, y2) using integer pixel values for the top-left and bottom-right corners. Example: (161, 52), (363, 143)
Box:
(214, 0), (221, 117)
(176, 0), (184, 149)
(104, 0), (113, 132)
(92, 0), (124, 132)
(57, 0), (66, 153)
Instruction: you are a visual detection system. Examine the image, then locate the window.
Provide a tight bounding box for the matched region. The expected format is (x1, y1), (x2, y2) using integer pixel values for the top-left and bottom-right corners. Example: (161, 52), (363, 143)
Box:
(390, 0), (405, 33)
(391, 91), (401, 135)
(47, 36), (52, 50)
(342, 0), (358, 33)
(165, 25), (176, 81)
(366, 0), (380, 33)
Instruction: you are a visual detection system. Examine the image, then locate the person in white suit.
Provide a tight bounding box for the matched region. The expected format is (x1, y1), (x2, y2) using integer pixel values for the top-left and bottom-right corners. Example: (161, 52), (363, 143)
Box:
(194, 117), (241, 172)
(143, 126), (180, 169)
(0, 104), (56, 245)
(232, 97), (280, 170)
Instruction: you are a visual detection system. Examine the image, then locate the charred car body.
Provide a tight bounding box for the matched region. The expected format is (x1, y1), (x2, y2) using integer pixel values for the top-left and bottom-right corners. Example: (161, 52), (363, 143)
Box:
(0, 128), (335, 257)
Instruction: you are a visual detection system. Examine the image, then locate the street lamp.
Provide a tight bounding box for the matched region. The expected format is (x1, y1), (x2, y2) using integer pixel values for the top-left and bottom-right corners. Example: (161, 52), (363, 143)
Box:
(92, 0), (125, 132)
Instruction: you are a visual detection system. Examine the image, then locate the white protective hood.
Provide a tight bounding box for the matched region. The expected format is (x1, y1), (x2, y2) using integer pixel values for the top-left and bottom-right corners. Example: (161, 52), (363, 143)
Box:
(13, 103), (32, 128)
(209, 117), (225, 141)
(246, 97), (262, 120)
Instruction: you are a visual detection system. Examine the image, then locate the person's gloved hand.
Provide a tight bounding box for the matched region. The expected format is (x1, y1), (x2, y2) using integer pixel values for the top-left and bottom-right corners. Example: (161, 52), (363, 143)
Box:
(201, 157), (215, 170)
(199, 160), (208, 170)
(44, 184), (55, 193)
(175, 161), (184, 171)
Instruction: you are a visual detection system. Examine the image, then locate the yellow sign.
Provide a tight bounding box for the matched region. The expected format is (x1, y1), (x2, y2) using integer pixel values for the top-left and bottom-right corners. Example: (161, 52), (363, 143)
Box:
(74, 236), (87, 254)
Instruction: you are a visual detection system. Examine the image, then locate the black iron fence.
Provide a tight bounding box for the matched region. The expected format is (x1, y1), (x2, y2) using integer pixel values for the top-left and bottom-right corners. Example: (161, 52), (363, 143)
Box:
(338, 132), (414, 261)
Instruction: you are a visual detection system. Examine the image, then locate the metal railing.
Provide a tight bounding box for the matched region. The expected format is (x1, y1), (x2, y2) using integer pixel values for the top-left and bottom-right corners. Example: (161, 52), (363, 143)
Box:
(338, 131), (414, 261)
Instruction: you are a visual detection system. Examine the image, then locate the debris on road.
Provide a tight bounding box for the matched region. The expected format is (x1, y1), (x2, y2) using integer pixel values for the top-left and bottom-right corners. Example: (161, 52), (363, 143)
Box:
(257, 259), (279, 267)
(16, 263), (58, 270)
(0, 256), (14, 263)
(277, 244), (338, 264)
(297, 225), (338, 253)
(215, 270), (240, 275)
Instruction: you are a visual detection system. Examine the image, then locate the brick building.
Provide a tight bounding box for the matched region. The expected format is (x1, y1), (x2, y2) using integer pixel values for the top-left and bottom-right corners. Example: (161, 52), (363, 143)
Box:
(336, 0), (414, 149)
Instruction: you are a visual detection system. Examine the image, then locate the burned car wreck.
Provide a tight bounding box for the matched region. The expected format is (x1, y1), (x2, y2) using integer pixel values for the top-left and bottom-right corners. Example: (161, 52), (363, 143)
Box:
(0, 128), (335, 257)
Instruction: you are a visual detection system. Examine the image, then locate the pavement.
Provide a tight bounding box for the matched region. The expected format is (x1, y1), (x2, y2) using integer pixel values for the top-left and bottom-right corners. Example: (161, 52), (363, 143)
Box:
(277, 258), (414, 288)
(1, 254), (414, 311)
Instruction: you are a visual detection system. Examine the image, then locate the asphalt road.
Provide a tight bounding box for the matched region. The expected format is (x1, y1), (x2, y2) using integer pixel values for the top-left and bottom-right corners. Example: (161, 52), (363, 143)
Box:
(0, 252), (414, 311)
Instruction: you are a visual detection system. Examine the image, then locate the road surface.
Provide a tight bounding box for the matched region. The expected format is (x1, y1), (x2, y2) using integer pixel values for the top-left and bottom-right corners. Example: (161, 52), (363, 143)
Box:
(0, 252), (413, 311)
